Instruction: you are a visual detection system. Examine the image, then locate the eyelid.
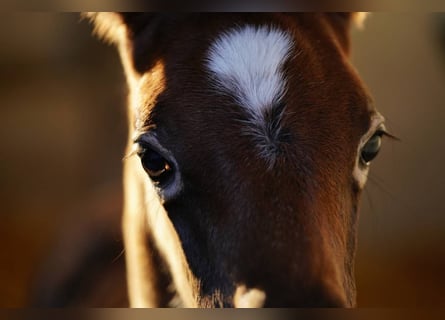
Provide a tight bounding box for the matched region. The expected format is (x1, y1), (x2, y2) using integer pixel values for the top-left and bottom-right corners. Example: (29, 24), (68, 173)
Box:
(133, 133), (177, 168)
(133, 138), (149, 155)
(374, 125), (387, 137)
(123, 132), (161, 161)
(360, 115), (382, 146)
(368, 113), (399, 141)
(133, 133), (163, 152)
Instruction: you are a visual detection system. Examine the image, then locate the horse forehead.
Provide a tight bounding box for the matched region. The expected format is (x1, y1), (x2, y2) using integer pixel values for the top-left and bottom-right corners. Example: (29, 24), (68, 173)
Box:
(136, 20), (369, 152)
(205, 25), (293, 119)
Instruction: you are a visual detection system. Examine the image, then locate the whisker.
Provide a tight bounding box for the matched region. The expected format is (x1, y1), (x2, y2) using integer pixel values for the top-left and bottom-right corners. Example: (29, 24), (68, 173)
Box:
(366, 173), (397, 201)
(111, 247), (125, 264)
(122, 148), (138, 161)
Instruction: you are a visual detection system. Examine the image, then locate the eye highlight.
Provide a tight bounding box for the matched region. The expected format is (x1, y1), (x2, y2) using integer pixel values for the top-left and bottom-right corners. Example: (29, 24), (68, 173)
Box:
(360, 131), (383, 165)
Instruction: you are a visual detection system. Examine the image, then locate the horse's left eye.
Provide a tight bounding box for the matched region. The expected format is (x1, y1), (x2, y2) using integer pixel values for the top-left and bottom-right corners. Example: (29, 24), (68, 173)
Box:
(138, 147), (173, 185)
(360, 132), (382, 165)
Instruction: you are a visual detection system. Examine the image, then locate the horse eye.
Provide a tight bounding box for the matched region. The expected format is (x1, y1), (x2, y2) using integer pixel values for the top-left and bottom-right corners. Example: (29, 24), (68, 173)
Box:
(138, 147), (173, 185)
(360, 132), (382, 165)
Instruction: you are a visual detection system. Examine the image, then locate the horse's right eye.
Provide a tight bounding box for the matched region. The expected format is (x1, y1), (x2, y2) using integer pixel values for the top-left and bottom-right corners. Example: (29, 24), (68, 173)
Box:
(138, 147), (174, 185)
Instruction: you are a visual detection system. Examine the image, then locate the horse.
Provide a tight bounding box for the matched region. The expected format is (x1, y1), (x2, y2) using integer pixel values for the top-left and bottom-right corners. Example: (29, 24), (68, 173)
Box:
(86, 12), (387, 307)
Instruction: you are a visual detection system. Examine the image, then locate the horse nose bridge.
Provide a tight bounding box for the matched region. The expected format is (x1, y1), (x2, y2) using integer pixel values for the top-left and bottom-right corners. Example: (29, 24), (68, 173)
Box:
(231, 205), (350, 307)
(224, 165), (352, 306)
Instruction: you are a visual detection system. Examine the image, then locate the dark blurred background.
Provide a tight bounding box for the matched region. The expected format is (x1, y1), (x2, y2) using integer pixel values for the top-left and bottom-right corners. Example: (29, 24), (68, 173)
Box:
(0, 13), (444, 307)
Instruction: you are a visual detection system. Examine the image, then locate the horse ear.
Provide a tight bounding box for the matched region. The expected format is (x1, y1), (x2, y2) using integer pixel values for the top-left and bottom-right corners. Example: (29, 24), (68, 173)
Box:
(84, 12), (171, 73)
(324, 12), (369, 54)
(326, 12), (368, 28)
(84, 13), (156, 43)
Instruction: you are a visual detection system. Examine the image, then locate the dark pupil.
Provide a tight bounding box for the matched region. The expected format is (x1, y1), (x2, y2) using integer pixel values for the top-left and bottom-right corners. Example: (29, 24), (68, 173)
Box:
(141, 149), (169, 181)
(361, 134), (382, 164)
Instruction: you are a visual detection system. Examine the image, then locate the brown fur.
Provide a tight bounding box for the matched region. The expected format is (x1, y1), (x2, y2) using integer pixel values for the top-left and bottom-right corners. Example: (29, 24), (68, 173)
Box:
(87, 13), (375, 307)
